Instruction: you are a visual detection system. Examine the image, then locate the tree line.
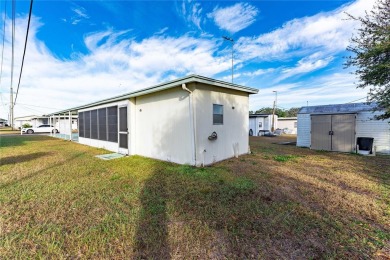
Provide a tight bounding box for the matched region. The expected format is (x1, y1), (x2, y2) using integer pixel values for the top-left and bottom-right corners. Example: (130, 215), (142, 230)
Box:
(249, 107), (300, 117)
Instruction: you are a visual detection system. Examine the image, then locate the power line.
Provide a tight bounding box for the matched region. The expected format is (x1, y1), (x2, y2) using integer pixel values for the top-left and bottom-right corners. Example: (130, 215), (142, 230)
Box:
(14, 0), (33, 105)
(0, 0), (7, 88)
(346, 97), (367, 103)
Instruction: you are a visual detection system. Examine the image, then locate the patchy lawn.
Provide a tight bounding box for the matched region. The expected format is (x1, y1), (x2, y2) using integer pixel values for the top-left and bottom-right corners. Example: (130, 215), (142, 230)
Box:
(0, 127), (20, 135)
(0, 135), (389, 259)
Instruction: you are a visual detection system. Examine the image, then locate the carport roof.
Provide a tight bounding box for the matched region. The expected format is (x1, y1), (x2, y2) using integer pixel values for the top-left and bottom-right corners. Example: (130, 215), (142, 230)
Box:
(298, 102), (379, 115)
(49, 74), (259, 115)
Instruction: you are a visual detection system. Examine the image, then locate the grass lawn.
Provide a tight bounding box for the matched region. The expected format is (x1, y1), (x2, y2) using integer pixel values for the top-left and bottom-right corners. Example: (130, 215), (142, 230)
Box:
(0, 127), (20, 135)
(0, 135), (389, 259)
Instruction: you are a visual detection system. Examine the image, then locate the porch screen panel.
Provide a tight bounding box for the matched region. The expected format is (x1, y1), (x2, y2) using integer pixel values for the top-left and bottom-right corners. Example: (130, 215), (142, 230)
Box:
(107, 106), (118, 142)
(84, 111), (91, 138)
(98, 108), (107, 141)
(90, 110), (98, 139)
(79, 112), (84, 137)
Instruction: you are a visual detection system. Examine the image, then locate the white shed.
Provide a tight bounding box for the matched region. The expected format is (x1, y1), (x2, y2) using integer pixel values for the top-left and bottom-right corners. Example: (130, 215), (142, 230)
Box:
(249, 114), (277, 135)
(297, 102), (390, 154)
(51, 75), (258, 166)
(278, 117), (297, 134)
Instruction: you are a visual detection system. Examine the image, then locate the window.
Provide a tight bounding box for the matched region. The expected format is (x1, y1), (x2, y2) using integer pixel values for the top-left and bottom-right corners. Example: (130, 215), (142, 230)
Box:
(98, 108), (107, 141)
(213, 104), (223, 125)
(294, 122), (297, 128)
(259, 122), (262, 128)
(79, 106), (118, 143)
(91, 110), (98, 139)
(84, 111), (91, 138)
(107, 106), (118, 142)
(79, 112), (84, 137)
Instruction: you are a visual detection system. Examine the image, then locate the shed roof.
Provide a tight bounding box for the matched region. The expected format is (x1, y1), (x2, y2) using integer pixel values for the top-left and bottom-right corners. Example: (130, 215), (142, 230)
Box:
(249, 113), (273, 118)
(298, 102), (379, 115)
(50, 74), (259, 115)
(278, 117), (297, 120)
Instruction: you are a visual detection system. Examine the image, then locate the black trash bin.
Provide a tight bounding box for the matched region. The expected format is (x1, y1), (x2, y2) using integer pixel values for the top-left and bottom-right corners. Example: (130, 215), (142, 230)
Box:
(356, 137), (374, 154)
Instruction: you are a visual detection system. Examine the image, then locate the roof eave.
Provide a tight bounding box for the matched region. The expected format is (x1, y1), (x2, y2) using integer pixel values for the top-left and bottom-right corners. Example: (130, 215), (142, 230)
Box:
(49, 75), (258, 115)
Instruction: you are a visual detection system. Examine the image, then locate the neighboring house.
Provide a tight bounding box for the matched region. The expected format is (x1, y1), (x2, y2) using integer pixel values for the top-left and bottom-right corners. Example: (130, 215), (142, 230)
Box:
(50, 75), (258, 166)
(297, 102), (390, 154)
(15, 115), (77, 131)
(278, 117), (297, 134)
(14, 115), (48, 129)
(0, 118), (7, 126)
(249, 114), (278, 135)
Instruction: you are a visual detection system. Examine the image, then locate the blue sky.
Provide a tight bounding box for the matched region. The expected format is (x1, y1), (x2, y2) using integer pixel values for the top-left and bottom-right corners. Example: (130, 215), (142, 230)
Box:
(0, 0), (376, 118)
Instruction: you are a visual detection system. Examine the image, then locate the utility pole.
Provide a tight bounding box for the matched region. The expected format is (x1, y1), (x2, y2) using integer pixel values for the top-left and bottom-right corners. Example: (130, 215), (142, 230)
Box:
(9, 0), (15, 130)
(222, 36), (234, 84)
(271, 91), (277, 132)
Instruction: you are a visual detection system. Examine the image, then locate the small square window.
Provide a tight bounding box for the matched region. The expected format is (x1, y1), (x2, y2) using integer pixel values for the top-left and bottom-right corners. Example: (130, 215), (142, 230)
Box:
(213, 104), (223, 125)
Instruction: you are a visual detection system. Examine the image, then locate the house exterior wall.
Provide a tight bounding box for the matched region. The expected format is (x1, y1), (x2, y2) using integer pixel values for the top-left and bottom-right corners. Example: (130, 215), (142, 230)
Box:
(134, 87), (194, 165)
(297, 114), (311, 147)
(356, 111), (390, 154)
(55, 118), (78, 135)
(278, 118), (297, 134)
(249, 117), (265, 135)
(193, 83), (249, 166)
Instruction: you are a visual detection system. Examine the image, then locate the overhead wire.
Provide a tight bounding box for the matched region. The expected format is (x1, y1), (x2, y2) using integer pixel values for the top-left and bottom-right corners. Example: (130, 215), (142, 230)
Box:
(14, 0), (33, 105)
(346, 97), (367, 103)
(0, 0), (7, 88)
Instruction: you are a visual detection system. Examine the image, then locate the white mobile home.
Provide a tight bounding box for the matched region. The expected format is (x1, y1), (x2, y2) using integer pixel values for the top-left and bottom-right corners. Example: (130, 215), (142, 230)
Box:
(249, 114), (277, 135)
(297, 103), (390, 154)
(14, 115), (48, 129)
(51, 75), (258, 166)
(278, 117), (297, 134)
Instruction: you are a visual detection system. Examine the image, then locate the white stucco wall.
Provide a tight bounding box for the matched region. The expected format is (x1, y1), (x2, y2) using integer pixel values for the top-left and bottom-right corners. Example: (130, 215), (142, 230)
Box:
(356, 111), (390, 154)
(278, 118), (297, 134)
(193, 84), (249, 166)
(297, 114), (311, 147)
(134, 87), (194, 165)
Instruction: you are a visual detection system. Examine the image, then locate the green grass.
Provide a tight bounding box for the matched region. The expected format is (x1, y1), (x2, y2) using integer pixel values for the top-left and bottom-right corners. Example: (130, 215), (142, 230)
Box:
(0, 135), (389, 258)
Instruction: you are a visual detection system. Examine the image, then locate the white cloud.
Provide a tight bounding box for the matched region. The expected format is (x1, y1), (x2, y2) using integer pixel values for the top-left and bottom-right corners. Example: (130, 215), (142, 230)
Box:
(181, 0), (204, 31)
(0, 16), (233, 118)
(72, 7), (89, 19)
(208, 3), (258, 34)
(70, 6), (90, 25)
(236, 0), (375, 61)
(249, 72), (369, 111)
(276, 53), (334, 82)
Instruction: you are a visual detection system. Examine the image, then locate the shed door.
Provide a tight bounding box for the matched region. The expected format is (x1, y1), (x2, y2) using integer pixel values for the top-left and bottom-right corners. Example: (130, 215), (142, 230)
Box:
(311, 115), (332, 151)
(118, 106), (129, 154)
(332, 114), (356, 152)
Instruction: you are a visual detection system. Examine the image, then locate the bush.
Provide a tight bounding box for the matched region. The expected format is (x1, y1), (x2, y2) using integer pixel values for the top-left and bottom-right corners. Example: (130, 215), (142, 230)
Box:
(22, 123), (32, 128)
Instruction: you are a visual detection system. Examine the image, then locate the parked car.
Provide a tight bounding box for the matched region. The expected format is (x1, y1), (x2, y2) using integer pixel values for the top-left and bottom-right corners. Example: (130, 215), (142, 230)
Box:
(258, 130), (277, 137)
(22, 124), (59, 134)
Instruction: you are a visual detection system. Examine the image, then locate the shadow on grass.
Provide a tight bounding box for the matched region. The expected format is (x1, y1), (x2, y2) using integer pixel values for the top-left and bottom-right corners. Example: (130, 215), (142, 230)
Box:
(0, 152), (51, 166)
(0, 135), (52, 148)
(0, 152), (86, 189)
(134, 168), (170, 259)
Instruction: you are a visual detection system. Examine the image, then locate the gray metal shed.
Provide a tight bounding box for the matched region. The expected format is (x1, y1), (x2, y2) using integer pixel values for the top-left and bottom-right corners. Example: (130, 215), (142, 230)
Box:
(297, 102), (390, 154)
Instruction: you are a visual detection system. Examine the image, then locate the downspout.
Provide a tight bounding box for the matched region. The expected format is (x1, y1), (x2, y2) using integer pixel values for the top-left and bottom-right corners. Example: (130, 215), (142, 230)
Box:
(182, 83), (197, 166)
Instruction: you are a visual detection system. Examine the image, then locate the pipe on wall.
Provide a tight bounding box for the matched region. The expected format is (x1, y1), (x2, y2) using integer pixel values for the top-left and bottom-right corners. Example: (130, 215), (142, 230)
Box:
(182, 83), (197, 166)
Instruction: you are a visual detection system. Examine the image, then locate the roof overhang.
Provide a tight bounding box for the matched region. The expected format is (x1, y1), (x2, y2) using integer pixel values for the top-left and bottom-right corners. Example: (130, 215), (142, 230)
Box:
(49, 74), (259, 115)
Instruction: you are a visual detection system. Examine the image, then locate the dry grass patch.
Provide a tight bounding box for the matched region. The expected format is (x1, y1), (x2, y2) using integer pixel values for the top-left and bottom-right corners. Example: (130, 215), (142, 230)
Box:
(0, 135), (389, 259)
